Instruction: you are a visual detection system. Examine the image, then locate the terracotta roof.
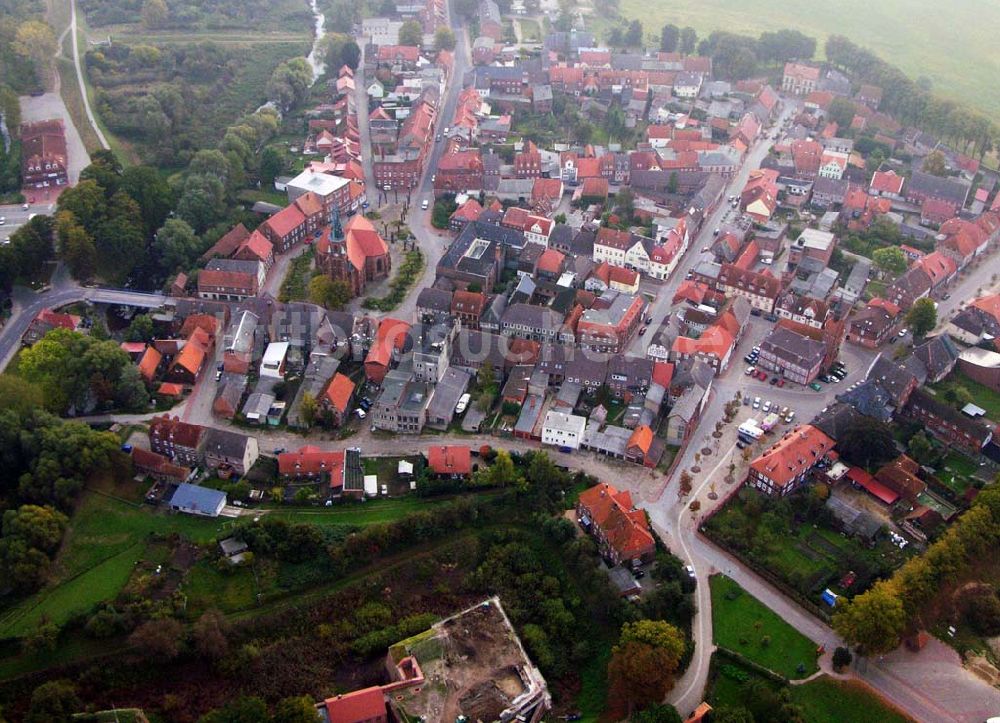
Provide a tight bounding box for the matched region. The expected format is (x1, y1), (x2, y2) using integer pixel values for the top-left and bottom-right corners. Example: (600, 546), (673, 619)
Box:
(202, 223), (250, 260)
(171, 340), (206, 377)
(323, 372), (355, 414)
(451, 290), (487, 316)
(580, 177), (609, 197)
(450, 198), (483, 222)
(749, 424), (834, 489)
(198, 269), (257, 292)
(870, 169), (905, 195)
(846, 466), (899, 505)
(427, 445), (472, 475)
(138, 346), (162, 382)
(578, 482), (655, 559)
(263, 203), (307, 239)
(365, 317), (411, 369)
(627, 425), (654, 454)
(652, 361), (674, 388)
(236, 230), (273, 261)
(156, 382), (184, 396)
(875, 455), (926, 500)
(35, 308), (80, 331)
(278, 445), (345, 485)
(149, 415), (205, 448)
(120, 341), (146, 354)
(537, 248), (566, 275)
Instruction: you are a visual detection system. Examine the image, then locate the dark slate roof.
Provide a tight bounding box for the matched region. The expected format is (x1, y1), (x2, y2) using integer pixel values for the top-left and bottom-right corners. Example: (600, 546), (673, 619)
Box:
(548, 223), (575, 252)
(170, 483), (225, 513)
(812, 402), (869, 441)
(203, 428), (254, 458)
(908, 171), (971, 205)
(866, 354), (919, 407)
(836, 380), (894, 422)
(912, 335), (960, 380)
(569, 228), (596, 257)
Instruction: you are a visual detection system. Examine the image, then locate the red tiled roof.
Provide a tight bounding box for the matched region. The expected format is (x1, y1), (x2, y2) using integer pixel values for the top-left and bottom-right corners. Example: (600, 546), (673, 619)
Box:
(750, 424), (834, 490)
(150, 415), (205, 447)
(263, 203), (307, 239)
(156, 382), (184, 396)
(627, 425), (654, 455)
(537, 248), (566, 275)
(870, 170), (905, 195)
(532, 178), (562, 200)
(365, 317), (411, 369)
(120, 341), (146, 354)
(171, 340), (206, 377)
(323, 687), (387, 723)
(237, 230), (273, 262)
(35, 308), (80, 331)
(377, 45), (420, 62)
(652, 361), (674, 388)
(323, 372), (355, 414)
(278, 445), (346, 485)
(427, 445), (472, 475)
(198, 269), (257, 293)
(577, 482), (654, 559)
(450, 198), (483, 222)
(846, 466), (899, 505)
(138, 346), (162, 382)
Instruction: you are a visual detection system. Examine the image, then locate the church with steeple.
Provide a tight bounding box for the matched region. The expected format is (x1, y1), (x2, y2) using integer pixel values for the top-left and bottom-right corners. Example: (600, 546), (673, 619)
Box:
(315, 210), (392, 297)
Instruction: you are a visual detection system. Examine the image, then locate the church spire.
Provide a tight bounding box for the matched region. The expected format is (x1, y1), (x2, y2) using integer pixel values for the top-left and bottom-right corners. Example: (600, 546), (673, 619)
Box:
(332, 208), (344, 240)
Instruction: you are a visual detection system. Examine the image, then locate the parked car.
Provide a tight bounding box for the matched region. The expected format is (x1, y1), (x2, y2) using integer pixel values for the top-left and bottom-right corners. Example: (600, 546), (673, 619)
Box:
(776, 379), (785, 388)
(785, 411), (796, 423)
(685, 565), (696, 578)
(752, 396), (761, 409)
(645, 316), (653, 325)
(769, 376), (778, 385)
(746, 366), (756, 376)
(809, 382), (822, 391)
(455, 392), (471, 415)
(638, 326), (647, 335)
(899, 328), (908, 337)
(421, 199), (429, 210)
(356, 408), (367, 419)
(633, 569), (646, 579)
(763, 400), (772, 412)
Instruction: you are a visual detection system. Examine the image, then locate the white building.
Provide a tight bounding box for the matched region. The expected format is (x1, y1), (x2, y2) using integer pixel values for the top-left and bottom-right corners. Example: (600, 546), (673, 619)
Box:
(260, 341), (290, 379)
(541, 410), (587, 450)
(361, 17), (404, 46)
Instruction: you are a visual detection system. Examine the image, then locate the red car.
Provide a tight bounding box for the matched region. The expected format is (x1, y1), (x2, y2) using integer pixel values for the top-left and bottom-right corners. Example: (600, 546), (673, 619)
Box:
(776, 379), (785, 388)
(757, 371), (768, 381)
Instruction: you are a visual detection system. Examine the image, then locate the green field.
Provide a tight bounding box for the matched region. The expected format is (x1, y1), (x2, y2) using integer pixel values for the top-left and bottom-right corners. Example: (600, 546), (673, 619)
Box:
(600, 0), (1000, 117)
(931, 370), (1000, 421)
(709, 575), (818, 678)
(790, 676), (914, 723)
(0, 489), (467, 639)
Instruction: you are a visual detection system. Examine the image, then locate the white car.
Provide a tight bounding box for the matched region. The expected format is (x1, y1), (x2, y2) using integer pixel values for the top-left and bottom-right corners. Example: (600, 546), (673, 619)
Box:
(685, 565), (696, 578)
(752, 396), (761, 409)
(421, 199), (429, 210)
(455, 392), (471, 415)
(762, 401), (771, 412)
(0, 217), (5, 225)
(356, 408), (367, 419)
(746, 366), (755, 376)
(899, 328), (908, 337)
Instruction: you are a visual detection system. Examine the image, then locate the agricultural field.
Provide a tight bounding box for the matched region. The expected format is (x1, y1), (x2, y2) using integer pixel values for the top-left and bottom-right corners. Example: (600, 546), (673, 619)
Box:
(709, 575), (818, 678)
(593, 0), (1000, 117)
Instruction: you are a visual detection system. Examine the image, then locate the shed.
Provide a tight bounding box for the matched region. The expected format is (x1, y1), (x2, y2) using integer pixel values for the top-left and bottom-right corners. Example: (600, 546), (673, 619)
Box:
(364, 475), (378, 497)
(398, 460), (414, 477)
(821, 589), (838, 607)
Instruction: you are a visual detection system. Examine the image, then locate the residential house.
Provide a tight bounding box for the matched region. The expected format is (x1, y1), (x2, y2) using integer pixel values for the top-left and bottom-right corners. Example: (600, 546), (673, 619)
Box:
(717, 264), (781, 312)
(168, 483), (226, 517)
(364, 317), (411, 384)
(782, 62), (820, 95)
(22, 308), (81, 346)
(747, 425), (835, 496)
(426, 445), (472, 478)
(576, 482), (656, 566)
(321, 372), (355, 426)
(371, 368), (431, 433)
(577, 293), (645, 353)
(20, 119), (68, 188)
(757, 325), (826, 384)
(848, 298), (901, 348)
(541, 411), (587, 450)
(912, 335), (960, 383)
(149, 415), (206, 467)
(904, 388), (993, 454)
(202, 428), (259, 476)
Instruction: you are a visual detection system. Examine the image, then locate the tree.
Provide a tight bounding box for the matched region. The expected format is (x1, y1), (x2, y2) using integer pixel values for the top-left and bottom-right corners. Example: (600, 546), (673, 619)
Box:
(398, 20), (423, 47)
(923, 150), (948, 177)
(907, 430), (936, 465)
(309, 274), (352, 310)
(709, 707), (755, 723)
(259, 147), (284, 186)
(659, 24), (680, 53)
(154, 218), (201, 273)
(832, 583), (907, 655)
(121, 165), (174, 236)
(125, 314), (155, 343)
(25, 680), (81, 723)
(623, 19), (643, 48)
(199, 697), (269, 723)
(56, 211), (97, 281)
(128, 618), (186, 660)
(679, 27), (697, 55)
(434, 26), (456, 52)
(838, 417), (898, 469)
(756, 29), (816, 63)
(667, 171), (679, 194)
(0, 376), (44, 417)
(300, 391), (319, 427)
(631, 703), (683, 723)
(273, 696), (321, 723)
(192, 608), (230, 659)
(827, 97), (857, 130)
(13, 21), (57, 82)
(608, 639), (684, 714)
(832, 646), (853, 671)
(872, 246), (908, 278)
(474, 448), (524, 491)
(906, 297), (937, 339)
(266, 58), (314, 112)
(141, 0), (169, 29)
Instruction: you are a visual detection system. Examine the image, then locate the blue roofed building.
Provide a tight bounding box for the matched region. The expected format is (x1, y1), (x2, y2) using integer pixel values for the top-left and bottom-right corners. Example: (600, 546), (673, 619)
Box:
(169, 483), (227, 517)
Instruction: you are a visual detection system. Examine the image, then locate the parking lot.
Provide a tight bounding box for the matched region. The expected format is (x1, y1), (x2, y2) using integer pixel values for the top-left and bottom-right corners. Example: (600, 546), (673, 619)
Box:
(0, 201), (56, 242)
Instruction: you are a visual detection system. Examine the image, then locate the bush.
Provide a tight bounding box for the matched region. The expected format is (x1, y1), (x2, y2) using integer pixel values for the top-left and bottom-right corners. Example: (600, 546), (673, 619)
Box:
(965, 589), (1000, 636)
(832, 646), (852, 671)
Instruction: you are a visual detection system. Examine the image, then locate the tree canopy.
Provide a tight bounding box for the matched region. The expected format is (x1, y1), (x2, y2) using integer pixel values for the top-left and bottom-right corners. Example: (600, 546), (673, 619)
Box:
(906, 297), (937, 339)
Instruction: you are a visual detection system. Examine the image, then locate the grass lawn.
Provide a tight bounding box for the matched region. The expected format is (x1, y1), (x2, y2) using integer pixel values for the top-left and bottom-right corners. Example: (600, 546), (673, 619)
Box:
(931, 370), (1000, 422)
(790, 676), (914, 723)
(600, 0), (1000, 118)
(518, 17), (541, 42)
(278, 247), (317, 302)
(708, 655), (777, 708)
(710, 575), (819, 678)
(0, 492), (227, 639)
